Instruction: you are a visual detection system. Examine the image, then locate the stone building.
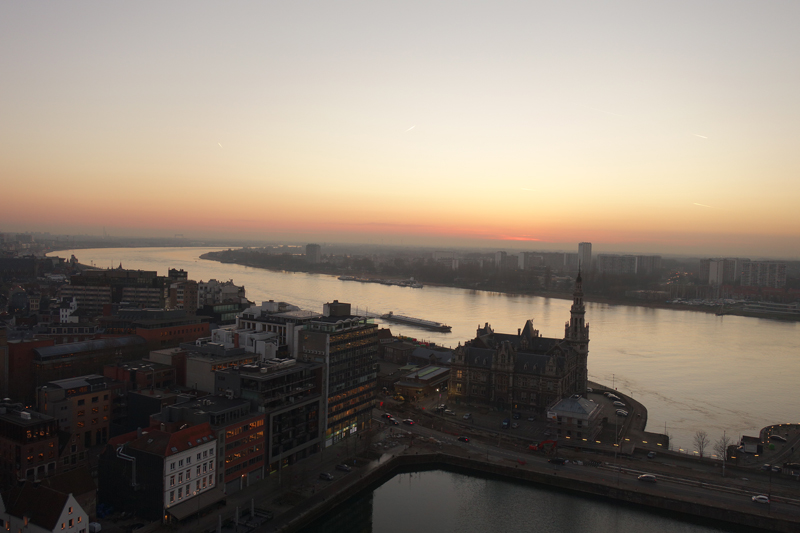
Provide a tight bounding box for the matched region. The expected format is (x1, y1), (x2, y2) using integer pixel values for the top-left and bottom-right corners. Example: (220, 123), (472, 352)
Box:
(448, 275), (589, 412)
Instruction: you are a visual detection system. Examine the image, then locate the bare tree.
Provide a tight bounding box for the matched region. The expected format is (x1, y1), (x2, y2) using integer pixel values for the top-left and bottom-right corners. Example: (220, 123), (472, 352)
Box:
(694, 430), (709, 457)
(714, 433), (732, 459)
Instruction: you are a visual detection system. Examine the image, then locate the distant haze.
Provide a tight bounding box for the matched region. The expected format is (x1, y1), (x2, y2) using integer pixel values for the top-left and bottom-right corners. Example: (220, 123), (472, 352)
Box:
(2, 2), (799, 259)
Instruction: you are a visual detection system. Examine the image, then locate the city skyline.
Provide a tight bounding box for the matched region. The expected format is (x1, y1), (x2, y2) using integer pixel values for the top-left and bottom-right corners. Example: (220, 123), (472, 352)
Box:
(2, 2), (799, 258)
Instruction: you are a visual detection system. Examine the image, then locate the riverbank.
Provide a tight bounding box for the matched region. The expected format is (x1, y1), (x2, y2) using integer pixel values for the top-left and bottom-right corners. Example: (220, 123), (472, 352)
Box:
(197, 252), (754, 318)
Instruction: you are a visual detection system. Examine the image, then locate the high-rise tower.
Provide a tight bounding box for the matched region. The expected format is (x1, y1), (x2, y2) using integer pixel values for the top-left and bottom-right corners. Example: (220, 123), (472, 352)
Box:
(565, 271), (590, 392)
(578, 242), (592, 272)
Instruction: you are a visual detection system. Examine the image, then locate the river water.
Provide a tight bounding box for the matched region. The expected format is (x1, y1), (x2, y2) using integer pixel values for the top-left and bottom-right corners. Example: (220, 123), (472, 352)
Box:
(301, 470), (745, 533)
(53, 247), (800, 452)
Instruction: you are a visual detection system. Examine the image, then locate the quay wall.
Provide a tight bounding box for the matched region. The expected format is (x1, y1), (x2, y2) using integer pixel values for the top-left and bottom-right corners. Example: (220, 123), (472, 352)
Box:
(277, 453), (797, 533)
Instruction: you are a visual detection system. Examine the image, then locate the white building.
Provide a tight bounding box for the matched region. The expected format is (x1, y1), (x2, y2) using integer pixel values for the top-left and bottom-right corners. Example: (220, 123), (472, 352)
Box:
(0, 483), (89, 533)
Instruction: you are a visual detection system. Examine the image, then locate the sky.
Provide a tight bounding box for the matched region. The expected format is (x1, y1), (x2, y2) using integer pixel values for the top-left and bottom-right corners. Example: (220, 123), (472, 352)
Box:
(2, 1), (799, 258)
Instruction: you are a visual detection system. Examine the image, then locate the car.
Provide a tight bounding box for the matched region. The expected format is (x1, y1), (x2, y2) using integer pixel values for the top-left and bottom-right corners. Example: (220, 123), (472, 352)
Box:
(387, 417), (399, 425)
(771, 465), (781, 473)
(382, 413), (392, 419)
(444, 409), (456, 416)
(527, 416), (536, 421)
(438, 404), (447, 410)
(769, 434), (788, 443)
(458, 436), (470, 443)
(613, 401), (626, 408)
(647, 451), (656, 459)
(586, 388), (593, 393)
(463, 413), (472, 420)
(761, 464), (771, 471)
(616, 409), (628, 417)
(637, 474), (657, 483)
(319, 472), (334, 481)
(393, 395), (405, 402)
(511, 422), (519, 429)
(751, 495), (770, 504)
(607, 394), (620, 401)
(548, 458), (567, 465)
(502, 419), (510, 429)
(335, 464), (352, 472)
(512, 412), (521, 419)
(403, 419), (414, 425)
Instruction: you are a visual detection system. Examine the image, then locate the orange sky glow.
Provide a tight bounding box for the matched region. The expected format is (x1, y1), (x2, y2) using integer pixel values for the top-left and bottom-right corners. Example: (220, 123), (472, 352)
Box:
(2, 2), (799, 258)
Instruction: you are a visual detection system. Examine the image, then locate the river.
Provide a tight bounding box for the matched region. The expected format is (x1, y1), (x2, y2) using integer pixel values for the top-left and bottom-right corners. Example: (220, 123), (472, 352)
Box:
(51, 247), (800, 452)
(300, 470), (747, 533)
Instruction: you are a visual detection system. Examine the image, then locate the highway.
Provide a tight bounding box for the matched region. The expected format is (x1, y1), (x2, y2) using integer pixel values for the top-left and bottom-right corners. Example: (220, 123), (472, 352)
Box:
(377, 410), (800, 523)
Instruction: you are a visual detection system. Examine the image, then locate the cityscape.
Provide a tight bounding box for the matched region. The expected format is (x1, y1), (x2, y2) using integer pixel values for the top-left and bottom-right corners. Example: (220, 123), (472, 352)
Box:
(0, 236), (798, 532)
(3, 1), (800, 532)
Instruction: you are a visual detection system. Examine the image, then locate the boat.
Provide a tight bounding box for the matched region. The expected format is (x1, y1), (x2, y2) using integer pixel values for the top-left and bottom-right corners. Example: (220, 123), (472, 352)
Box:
(380, 311), (451, 332)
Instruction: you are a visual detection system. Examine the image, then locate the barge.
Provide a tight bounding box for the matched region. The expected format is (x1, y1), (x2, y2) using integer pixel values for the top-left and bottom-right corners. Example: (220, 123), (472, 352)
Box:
(380, 311), (451, 332)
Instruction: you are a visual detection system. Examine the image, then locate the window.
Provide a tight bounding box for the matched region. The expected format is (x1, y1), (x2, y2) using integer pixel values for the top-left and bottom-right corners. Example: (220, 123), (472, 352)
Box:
(92, 407), (99, 413)
(197, 466), (201, 476)
(69, 519), (74, 527)
(170, 490), (175, 503)
(77, 410), (85, 417)
(178, 459), (183, 467)
(69, 507), (73, 514)
(186, 456), (191, 464)
(77, 399), (84, 406)
(170, 475), (175, 487)
(197, 453), (201, 460)
(61, 523), (65, 530)
(91, 396), (98, 403)
(170, 462), (175, 471)
(178, 473), (183, 483)
(178, 487), (182, 498)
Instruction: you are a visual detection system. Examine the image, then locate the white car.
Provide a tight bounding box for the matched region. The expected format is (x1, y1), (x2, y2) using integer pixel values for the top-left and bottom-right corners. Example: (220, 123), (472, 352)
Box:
(616, 409), (628, 417)
(613, 401), (626, 408)
(751, 495), (769, 504)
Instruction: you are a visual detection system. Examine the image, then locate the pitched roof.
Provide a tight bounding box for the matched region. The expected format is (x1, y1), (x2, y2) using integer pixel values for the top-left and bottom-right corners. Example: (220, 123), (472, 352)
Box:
(110, 422), (215, 457)
(1, 483), (70, 530)
(41, 465), (96, 496)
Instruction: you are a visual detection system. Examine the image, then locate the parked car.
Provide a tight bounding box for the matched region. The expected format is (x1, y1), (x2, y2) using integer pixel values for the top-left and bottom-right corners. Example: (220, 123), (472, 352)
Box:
(502, 419), (510, 429)
(586, 387), (593, 393)
(319, 472), (334, 481)
(438, 404), (447, 410)
(336, 464), (352, 472)
(403, 419), (414, 425)
(512, 412), (521, 419)
(771, 465), (781, 473)
(613, 401), (626, 408)
(616, 409), (628, 417)
(752, 495), (770, 504)
(511, 422), (519, 429)
(637, 474), (657, 483)
(444, 409), (456, 416)
(463, 413), (472, 420)
(608, 394), (621, 401)
(647, 451), (657, 459)
(458, 436), (470, 443)
(769, 435), (788, 443)
(527, 415), (536, 421)
(761, 464), (771, 471)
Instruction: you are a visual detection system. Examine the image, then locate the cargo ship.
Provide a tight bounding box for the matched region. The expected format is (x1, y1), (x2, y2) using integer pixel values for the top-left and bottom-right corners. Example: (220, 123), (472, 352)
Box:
(380, 311), (451, 332)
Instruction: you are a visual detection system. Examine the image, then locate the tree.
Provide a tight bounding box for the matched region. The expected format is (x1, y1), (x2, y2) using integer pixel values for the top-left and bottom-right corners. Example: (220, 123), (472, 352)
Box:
(694, 430), (709, 457)
(714, 433), (732, 459)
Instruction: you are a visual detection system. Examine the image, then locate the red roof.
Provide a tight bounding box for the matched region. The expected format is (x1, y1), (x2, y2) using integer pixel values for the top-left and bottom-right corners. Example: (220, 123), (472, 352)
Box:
(110, 422), (215, 457)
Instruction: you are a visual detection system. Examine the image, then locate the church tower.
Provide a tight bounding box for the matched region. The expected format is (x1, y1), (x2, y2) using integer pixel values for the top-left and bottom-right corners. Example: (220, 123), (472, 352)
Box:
(565, 270), (590, 392)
